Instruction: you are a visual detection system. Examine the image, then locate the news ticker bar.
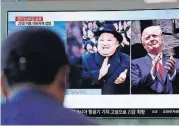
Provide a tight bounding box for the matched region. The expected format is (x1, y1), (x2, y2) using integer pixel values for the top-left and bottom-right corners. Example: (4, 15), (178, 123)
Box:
(73, 109), (179, 118)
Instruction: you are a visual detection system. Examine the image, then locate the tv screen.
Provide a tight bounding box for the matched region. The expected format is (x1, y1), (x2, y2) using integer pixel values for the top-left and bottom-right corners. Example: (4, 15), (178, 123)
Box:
(7, 9), (179, 118)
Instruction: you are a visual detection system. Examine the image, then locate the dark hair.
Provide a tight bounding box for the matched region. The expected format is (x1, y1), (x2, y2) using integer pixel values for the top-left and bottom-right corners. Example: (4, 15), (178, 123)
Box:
(2, 28), (69, 87)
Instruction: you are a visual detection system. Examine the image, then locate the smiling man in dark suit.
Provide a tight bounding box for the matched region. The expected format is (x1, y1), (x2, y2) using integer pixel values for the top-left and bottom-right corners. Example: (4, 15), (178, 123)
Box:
(82, 24), (130, 94)
(131, 26), (179, 94)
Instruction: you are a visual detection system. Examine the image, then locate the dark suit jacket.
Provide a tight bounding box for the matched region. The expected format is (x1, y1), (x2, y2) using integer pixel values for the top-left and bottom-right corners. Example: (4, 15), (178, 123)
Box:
(131, 55), (179, 94)
(1, 89), (95, 125)
(82, 49), (130, 94)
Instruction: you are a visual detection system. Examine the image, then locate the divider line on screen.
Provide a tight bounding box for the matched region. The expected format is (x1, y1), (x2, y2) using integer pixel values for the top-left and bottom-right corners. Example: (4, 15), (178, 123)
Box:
(130, 22), (132, 95)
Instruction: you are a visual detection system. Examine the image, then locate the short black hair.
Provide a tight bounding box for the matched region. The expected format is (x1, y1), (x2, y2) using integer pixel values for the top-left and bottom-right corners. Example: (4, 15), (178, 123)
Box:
(1, 28), (69, 87)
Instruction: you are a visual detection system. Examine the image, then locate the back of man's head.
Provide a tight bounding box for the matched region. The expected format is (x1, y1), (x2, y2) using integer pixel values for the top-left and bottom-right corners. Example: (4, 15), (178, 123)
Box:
(1, 28), (69, 88)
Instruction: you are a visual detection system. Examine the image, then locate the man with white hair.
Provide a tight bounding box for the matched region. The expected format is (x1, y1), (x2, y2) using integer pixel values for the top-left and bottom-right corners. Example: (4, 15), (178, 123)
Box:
(131, 26), (179, 94)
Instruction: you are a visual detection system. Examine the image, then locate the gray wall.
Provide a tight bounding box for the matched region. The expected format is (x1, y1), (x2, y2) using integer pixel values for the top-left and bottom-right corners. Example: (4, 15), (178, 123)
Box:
(1, 0), (179, 125)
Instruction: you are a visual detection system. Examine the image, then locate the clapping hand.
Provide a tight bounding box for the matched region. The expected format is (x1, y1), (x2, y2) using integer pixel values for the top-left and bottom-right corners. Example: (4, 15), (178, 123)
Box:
(165, 55), (176, 76)
(98, 57), (110, 80)
(114, 69), (128, 84)
(118, 21), (123, 32)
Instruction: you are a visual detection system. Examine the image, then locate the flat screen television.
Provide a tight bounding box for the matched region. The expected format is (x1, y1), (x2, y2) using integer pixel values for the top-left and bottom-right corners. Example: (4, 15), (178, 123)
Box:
(7, 9), (179, 118)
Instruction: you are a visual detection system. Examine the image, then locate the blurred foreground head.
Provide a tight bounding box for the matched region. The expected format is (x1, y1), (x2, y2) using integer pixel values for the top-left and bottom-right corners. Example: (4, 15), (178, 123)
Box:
(1, 28), (69, 102)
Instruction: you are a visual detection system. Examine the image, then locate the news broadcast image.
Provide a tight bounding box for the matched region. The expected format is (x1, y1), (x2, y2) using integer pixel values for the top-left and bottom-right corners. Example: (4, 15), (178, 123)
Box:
(67, 21), (131, 95)
(6, 10), (179, 118)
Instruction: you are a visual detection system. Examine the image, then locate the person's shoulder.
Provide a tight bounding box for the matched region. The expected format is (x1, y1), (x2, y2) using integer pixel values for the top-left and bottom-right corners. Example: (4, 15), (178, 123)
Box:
(1, 102), (18, 124)
(1, 102), (9, 112)
(120, 52), (130, 60)
(1, 101), (97, 125)
(1, 102), (14, 112)
(132, 56), (146, 64)
(119, 53), (130, 67)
